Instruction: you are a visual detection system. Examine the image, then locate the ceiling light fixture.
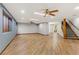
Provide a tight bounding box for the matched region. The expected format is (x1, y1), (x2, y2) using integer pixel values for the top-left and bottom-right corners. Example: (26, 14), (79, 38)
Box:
(31, 18), (39, 21)
(21, 10), (25, 14)
(34, 12), (44, 16)
(74, 6), (79, 10)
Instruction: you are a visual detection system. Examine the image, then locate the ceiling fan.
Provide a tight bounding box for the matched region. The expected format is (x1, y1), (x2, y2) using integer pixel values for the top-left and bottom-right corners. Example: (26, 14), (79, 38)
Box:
(34, 9), (59, 17)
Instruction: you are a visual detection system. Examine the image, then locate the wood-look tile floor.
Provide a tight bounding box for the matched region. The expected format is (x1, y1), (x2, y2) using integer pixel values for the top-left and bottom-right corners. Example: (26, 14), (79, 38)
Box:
(2, 33), (79, 55)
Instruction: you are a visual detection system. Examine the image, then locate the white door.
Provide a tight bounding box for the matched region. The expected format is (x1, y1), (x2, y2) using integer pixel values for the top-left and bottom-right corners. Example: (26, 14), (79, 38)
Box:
(49, 24), (55, 33)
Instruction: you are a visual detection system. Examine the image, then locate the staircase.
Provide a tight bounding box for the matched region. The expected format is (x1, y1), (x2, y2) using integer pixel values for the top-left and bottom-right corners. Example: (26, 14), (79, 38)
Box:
(62, 17), (79, 39)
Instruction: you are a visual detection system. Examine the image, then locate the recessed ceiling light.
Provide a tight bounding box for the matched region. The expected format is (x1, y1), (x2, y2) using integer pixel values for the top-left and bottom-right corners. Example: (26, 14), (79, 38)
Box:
(74, 6), (79, 10)
(34, 12), (44, 16)
(21, 10), (25, 14)
(31, 18), (39, 21)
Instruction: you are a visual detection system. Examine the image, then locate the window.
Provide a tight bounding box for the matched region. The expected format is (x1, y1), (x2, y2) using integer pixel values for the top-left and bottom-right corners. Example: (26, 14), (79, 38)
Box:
(3, 10), (12, 32)
(3, 15), (9, 32)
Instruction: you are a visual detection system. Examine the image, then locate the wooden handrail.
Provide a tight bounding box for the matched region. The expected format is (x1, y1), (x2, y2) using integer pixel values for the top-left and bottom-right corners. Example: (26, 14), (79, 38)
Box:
(68, 20), (79, 31)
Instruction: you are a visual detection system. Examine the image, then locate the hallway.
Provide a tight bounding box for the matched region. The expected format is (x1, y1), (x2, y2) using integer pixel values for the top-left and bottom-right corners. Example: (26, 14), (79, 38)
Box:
(2, 33), (79, 55)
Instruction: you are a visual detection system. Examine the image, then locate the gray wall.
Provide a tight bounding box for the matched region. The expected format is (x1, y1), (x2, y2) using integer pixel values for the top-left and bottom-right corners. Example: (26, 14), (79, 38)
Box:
(0, 20), (17, 53)
(0, 6), (17, 53)
(0, 6), (3, 32)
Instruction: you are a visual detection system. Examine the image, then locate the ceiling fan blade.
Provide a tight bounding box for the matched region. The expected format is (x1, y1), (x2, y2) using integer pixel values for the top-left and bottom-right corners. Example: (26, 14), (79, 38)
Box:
(50, 10), (59, 13)
(34, 9), (58, 17)
(49, 13), (56, 16)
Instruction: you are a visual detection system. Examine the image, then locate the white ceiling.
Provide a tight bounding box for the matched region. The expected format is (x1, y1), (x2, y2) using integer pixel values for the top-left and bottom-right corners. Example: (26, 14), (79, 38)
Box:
(3, 3), (79, 24)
